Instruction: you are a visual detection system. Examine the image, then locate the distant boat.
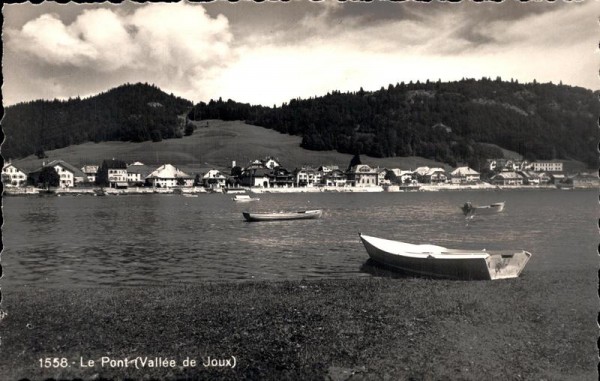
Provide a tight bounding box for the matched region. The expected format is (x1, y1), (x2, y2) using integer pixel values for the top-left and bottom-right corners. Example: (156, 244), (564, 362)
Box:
(233, 194), (260, 202)
(224, 188), (247, 194)
(182, 194), (198, 198)
(242, 209), (323, 222)
(461, 201), (505, 216)
(359, 233), (531, 280)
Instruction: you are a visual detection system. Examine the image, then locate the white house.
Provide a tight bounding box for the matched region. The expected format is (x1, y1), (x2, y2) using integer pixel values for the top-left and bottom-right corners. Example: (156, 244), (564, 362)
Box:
(490, 171), (523, 186)
(450, 166), (480, 183)
(294, 167), (320, 187)
(2, 162), (27, 187)
(44, 160), (87, 188)
(533, 161), (563, 172)
(322, 169), (347, 187)
(414, 167), (447, 183)
(81, 165), (99, 183)
(202, 169), (227, 188)
(390, 169), (415, 184)
(347, 164), (378, 187)
(127, 162), (153, 186)
(146, 164), (193, 188)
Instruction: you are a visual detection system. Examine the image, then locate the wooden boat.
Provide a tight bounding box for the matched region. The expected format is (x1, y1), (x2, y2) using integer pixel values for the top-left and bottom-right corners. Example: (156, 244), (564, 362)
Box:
(233, 194), (260, 202)
(461, 201), (505, 216)
(359, 233), (531, 280)
(242, 209), (322, 222)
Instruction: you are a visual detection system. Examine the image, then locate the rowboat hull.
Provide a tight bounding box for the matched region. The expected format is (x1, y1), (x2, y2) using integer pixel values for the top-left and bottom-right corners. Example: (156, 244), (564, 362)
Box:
(462, 202), (505, 216)
(359, 234), (531, 280)
(243, 209), (323, 222)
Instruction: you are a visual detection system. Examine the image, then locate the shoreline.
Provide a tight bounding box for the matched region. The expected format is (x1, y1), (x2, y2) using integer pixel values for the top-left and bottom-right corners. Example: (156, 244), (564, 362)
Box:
(2, 183), (589, 196)
(1, 273), (596, 380)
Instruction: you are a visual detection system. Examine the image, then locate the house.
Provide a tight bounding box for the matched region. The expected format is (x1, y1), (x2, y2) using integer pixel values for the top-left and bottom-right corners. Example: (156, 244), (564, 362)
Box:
(390, 169), (415, 184)
(262, 157), (281, 169)
(490, 171), (523, 186)
(548, 173), (566, 185)
(566, 173), (600, 188)
(414, 167), (447, 183)
(127, 162), (153, 186)
(517, 171), (550, 185)
(347, 164), (378, 187)
(146, 164), (193, 188)
(202, 169), (227, 189)
(318, 165), (339, 174)
(238, 167), (270, 187)
(533, 161), (563, 172)
(294, 167), (320, 187)
(322, 169), (347, 187)
(96, 159), (128, 188)
(2, 162), (28, 187)
(377, 168), (390, 186)
(450, 166), (480, 184)
(268, 167), (294, 188)
(81, 165), (99, 183)
(29, 160), (88, 188)
(486, 159), (522, 172)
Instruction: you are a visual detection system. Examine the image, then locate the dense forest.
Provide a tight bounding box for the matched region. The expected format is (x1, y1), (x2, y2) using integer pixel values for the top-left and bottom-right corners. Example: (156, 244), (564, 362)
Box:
(2, 83), (192, 160)
(2, 79), (597, 169)
(188, 78), (598, 169)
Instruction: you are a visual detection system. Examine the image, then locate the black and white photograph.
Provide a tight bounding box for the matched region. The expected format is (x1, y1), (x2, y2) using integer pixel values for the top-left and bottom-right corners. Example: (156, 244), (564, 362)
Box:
(1, 0), (598, 379)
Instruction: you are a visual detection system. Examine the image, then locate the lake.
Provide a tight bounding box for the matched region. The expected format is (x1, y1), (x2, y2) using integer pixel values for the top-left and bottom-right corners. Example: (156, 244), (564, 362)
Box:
(1, 189), (597, 287)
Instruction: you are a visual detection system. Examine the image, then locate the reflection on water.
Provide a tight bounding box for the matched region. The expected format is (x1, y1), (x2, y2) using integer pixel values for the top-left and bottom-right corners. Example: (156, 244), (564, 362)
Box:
(2, 190), (597, 287)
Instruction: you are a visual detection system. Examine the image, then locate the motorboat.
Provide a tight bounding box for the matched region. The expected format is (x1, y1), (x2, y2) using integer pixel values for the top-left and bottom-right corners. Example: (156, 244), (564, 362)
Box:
(461, 201), (505, 216)
(242, 209), (323, 222)
(359, 233), (531, 280)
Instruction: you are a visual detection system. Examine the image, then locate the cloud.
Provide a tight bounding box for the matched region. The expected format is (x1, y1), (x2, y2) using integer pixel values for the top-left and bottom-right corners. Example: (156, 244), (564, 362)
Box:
(2, 1), (598, 107)
(5, 2), (233, 101)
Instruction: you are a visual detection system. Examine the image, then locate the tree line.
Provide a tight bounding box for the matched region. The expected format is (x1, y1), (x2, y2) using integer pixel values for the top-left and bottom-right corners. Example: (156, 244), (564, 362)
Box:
(188, 78), (598, 169)
(2, 83), (192, 160)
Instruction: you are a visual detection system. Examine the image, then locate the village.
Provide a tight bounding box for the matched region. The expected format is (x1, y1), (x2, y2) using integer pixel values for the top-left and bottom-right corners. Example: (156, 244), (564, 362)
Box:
(2, 155), (597, 196)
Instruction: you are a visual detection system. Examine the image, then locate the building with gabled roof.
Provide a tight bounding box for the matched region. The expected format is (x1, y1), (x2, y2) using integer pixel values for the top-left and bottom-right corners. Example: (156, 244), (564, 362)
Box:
(127, 162), (153, 186)
(28, 160), (88, 188)
(202, 169), (227, 189)
(450, 166), (480, 183)
(2, 162), (28, 187)
(96, 159), (128, 188)
(347, 164), (378, 187)
(146, 164), (193, 188)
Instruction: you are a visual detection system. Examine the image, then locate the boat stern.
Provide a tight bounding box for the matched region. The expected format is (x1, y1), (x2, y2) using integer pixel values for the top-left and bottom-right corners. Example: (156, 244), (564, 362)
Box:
(486, 250), (532, 280)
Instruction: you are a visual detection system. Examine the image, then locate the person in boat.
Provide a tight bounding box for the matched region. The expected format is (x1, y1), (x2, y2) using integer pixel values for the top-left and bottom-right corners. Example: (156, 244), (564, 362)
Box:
(461, 202), (473, 216)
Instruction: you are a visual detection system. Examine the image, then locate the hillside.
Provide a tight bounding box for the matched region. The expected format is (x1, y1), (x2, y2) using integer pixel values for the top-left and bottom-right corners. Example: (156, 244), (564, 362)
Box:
(2, 83), (193, 160)
(12, 120), (448, 174)
(189, 78), (598, 168)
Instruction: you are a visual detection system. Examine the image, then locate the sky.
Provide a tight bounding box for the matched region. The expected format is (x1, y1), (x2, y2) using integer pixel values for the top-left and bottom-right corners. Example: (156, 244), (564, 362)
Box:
(2, 0), (599, 107)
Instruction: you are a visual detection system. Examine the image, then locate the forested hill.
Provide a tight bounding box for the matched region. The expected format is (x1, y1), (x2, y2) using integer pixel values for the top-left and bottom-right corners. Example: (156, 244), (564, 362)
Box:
(2, 83), (193, 160)
(188, 78), (598, 168)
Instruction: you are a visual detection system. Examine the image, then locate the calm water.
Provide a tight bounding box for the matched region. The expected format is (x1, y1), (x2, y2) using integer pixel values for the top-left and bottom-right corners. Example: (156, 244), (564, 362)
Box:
(1, 190), (597, 287)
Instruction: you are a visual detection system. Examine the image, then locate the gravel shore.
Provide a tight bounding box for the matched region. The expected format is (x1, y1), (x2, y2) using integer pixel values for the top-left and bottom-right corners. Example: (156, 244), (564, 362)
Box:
(1, 270), (596, 380)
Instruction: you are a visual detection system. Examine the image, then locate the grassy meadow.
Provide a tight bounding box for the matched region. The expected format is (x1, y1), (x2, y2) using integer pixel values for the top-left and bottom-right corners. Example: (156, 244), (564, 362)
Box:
(1, 269), (596, 380)
(12, 120), (449, 173)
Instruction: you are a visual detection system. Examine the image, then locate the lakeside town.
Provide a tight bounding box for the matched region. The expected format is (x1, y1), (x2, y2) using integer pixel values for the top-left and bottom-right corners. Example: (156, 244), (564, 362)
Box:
(2, 155), (597, 196)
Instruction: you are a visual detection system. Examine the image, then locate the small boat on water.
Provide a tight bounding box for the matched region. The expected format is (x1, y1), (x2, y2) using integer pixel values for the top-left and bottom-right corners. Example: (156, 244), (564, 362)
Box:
(243, 209), (323, 222)
(233, 194), (260, 202)
(359, 233), (531, 280)
(224, 188), (247, 194)
(461, 201), (505, 216)
(182, 194), (199, 198)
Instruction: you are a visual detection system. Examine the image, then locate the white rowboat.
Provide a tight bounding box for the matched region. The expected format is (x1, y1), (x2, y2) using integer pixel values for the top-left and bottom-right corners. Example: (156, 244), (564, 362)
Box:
(233, 195), (260, 202)
(243, 209), (323, 222)
(359, 233), (531, 280)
